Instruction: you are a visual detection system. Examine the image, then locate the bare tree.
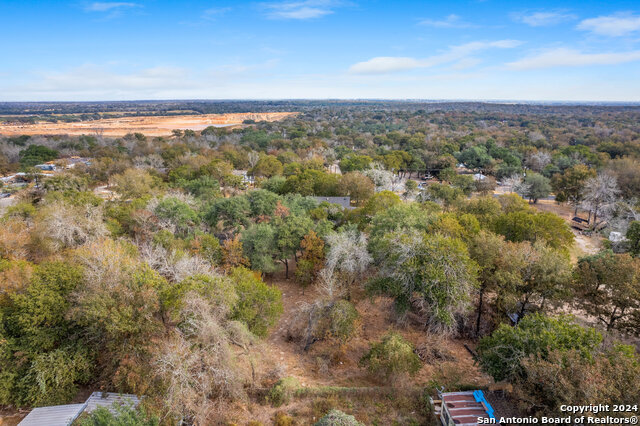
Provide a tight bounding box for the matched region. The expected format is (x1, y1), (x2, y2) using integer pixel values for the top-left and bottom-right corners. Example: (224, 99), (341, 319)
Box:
(501, 174), (522, 193)
(154, 295), (247, 424)
(363, 166), (400, 192)
(247, 151), (260, 169)
(35, 201), (107, 251)
(526, 151), (551, 172)
(138, 242), (214, 282)
(320, 230), (372, 299)
(581, 173), (620, 227)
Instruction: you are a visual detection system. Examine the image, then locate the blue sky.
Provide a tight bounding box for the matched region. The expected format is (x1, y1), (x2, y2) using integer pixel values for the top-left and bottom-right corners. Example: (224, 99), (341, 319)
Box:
(1, 0), (640, 101)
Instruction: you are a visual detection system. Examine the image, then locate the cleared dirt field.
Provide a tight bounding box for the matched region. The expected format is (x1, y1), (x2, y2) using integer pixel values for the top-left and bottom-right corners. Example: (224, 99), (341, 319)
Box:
(0, 112), (297, 137)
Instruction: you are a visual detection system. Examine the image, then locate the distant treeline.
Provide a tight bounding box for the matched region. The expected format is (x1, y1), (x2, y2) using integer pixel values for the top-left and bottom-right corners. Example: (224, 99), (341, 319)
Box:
(2, 100), (640, 118)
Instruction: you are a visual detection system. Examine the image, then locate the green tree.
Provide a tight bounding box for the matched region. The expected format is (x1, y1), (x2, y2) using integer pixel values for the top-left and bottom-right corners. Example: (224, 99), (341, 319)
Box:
(573, 250), (640, 332)
(516, 346), (640, 418)
(340, 172), (374, 206)
(519, 172), (551, 203)
(274, 214), (314, 279)
(626, 221), (640, 257)
(229, 267), (283, 337)
(43, 173), (89, 192)
(425, 183), (464, 207)
(477, 314), (602, 381)
(0, 262), (93, 406)
(241, 223), (278, 274)
(247, 189), (281, 218)
(161, 273), (237, 322)
(28, 347), (92, 406)
(9, 262), (83, 351)
(361, 190), (401, 219)
(19, 145), (58, 168)
(468, 231), (506, 336)
(551, 164), (596, 215)
(153, 197), (198, 237)
(458, 145), (493, 170)
(261, 175), (287, 194)
(458, 196), (502, 227)
(179, 175), (220, 200)
(339, 154), (372, 172)
(187, 233), (223, 265)
(283, 169), (340, 196)
(252, 155), (283, 178)
(111, 169), (162, 199)
(495, 241), (572, 319)
(69, 239), (166, 394)
(370, 231), (477, 332)
(205, 196), (251, 231)
(493, 210), (574, 250)
(369, 203), (437, 245)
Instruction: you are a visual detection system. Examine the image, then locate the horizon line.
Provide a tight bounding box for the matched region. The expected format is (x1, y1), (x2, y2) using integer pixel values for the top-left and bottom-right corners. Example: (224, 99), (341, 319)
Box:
(2, 98), (640, 106)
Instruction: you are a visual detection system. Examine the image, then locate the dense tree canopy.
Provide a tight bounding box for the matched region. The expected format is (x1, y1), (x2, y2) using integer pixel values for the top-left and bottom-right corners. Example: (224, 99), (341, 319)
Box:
(2, 101), (640, 423)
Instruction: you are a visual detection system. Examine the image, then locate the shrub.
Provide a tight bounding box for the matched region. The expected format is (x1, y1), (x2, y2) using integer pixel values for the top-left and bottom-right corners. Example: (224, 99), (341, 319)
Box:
(274, 411), (294, 426)
(359, 333), (422, 380)
(314, 409), (363, 426)
(476, 314), (602, 382)
(318, 300), (359, 343)
(516, 346), (640, 417)
(289, 300), (359, 350)
(77, 403), (160, 426)
(267, 377), (300, 407)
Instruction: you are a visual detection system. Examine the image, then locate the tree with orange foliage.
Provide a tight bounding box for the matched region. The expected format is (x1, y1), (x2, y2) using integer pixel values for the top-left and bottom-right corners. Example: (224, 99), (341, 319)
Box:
(221, 235), (249, 272)
(295, 230), (325, 290)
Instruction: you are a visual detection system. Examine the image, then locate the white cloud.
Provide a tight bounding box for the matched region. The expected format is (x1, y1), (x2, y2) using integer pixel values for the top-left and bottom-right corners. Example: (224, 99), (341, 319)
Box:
(23, 65), (192, 95)
(420, 14), (475, 28)
(512, 11), (576, 27)
(451, 58), (482, 70)
(4, 64), (640, 102)
(349, 40), (521, 74)
(348, 57), (422, 74)
(84, 2), (140, 12)
(0, 61), (285, 100)
(202, 7), (231, 21)
(577, 12), (640, 37)
(261, 0), (343, 20)
(507, 48), (640, 70)
(207, 59), (280, 78)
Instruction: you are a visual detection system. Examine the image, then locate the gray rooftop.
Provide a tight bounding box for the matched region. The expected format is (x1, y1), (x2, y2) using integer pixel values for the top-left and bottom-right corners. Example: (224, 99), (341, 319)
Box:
(18, 404), (85, 426)
(84, 391), (140, 414)
(312, 196), (353, 209)
(18, 392), (140, 426)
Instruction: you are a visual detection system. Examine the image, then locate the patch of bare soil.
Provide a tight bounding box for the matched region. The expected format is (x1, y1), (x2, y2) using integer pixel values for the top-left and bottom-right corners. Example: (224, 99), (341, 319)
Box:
(225, 270), (492, 425)
(0, 112), (297, 137)
(0, 411), (27, 426)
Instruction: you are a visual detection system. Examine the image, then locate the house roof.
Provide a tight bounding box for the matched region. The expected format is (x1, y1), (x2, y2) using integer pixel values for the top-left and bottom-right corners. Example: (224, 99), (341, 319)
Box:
(18, 404), (85, 426)
(84, 392), (141, 414)
(18, 392), (140, 426)
(312, 196), (353, 209)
